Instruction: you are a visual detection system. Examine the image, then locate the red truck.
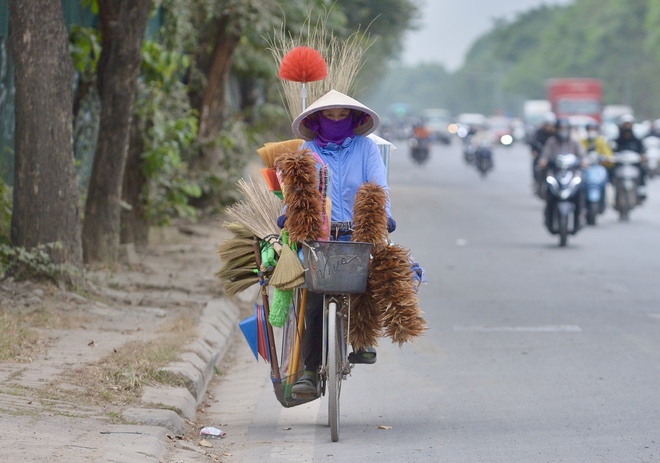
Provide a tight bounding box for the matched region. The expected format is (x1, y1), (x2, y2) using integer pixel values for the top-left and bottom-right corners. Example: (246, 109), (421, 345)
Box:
(546, 78), (603, 124)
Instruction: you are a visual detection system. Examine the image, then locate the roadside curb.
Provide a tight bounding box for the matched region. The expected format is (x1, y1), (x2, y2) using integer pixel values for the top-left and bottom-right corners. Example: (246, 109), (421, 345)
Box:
(123, 297), (240, 434)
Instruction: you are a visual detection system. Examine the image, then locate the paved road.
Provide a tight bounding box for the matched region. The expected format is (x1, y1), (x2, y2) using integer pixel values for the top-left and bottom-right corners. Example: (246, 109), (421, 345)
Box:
(199, 140), (660, 462)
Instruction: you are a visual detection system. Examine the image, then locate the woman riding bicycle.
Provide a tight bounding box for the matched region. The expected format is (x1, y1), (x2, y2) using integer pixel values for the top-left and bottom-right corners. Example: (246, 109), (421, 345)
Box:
(280, 89), (396, 396)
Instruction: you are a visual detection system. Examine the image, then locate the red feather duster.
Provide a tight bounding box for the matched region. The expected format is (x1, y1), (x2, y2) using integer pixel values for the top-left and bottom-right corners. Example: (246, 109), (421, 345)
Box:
(279, 46), (328, 83)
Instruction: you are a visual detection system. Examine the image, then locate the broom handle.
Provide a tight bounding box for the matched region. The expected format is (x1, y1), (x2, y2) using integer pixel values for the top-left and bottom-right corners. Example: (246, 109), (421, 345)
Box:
(254, 238), (281, 381)
(288, 288), (308, 384)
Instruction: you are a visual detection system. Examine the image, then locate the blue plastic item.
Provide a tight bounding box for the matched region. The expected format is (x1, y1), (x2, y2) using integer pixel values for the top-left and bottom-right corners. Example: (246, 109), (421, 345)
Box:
(239, 312), (259, 361)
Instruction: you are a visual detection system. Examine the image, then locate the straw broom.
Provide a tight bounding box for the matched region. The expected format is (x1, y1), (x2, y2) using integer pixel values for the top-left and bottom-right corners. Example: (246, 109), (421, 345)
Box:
(215, 221), (259, 296)
(225, 176), (284, 249)
(257, 139), (306, 168)
(269, 231), (305, 327)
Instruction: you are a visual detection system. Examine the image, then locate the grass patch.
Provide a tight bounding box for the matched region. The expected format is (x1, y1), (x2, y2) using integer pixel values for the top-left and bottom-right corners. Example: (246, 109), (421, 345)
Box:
(0, 312), (39, 361)
(49, 314), (198, 407)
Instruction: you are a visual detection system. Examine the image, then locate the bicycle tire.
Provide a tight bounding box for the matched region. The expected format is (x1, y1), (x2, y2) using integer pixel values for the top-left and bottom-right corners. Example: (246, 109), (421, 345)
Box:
(327, 299), (342, 442)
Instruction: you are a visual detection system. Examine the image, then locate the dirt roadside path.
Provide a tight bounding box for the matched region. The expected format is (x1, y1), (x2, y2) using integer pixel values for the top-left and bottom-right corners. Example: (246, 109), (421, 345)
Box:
(0, 217), (248, 462)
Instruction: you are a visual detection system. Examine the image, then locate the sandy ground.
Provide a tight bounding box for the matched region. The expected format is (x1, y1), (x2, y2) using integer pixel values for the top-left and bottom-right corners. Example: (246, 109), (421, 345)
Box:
(0, 218), (239, 462)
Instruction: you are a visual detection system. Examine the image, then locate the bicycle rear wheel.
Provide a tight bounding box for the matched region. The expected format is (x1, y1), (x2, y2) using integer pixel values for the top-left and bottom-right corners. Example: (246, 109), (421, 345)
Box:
(327, 299), (343, 442)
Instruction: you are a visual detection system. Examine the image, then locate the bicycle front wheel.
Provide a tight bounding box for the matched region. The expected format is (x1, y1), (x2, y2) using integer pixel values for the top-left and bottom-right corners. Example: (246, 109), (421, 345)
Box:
(327, 299), (343, 442)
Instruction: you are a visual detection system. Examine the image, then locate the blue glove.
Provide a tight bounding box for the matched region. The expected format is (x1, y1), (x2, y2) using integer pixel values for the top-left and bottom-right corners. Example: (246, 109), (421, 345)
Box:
(277, 215), (287, 229)
(387, 217), (396, 233)
(410, 261), (427, 289)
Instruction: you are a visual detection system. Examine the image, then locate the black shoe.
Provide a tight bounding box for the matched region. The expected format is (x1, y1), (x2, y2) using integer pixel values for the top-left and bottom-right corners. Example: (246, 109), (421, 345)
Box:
(292, 371), (318, 396)
(348, 346), (377, 364)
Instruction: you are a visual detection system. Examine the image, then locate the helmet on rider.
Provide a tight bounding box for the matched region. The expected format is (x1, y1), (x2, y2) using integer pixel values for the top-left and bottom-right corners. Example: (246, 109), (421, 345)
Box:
(555, 118), (571, 141)
(618, 114), (635, 139)
(618, 114), (635, 130)
(585, 122), (600, 139)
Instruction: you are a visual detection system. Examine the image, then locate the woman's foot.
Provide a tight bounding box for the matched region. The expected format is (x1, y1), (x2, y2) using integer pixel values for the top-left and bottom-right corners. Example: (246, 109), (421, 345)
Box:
(292, 370), (318, 396)
(348, 346), (377, 364)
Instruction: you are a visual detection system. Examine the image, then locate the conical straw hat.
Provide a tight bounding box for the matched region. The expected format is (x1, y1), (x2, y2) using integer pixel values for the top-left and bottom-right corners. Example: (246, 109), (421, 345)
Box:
(292, 89), (380, 141)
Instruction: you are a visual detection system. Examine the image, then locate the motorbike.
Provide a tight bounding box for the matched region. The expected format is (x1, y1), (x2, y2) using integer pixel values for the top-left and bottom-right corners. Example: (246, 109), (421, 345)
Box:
(544, 153), (583, 247)
(612, 150), (642, 221)
(408, 135), (430, 165)
(475, 140), (494, 177)
(462, 134), (476, 165)
(581, 151), (608, 225)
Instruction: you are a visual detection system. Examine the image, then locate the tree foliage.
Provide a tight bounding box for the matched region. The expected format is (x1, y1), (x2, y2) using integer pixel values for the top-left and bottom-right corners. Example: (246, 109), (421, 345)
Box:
(3, 0), (421, 274)
(368, 0), (660, 120)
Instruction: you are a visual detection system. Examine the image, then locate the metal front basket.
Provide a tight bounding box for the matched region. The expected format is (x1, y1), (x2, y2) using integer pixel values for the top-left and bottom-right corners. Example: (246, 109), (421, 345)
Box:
(302, 241), (372, 294)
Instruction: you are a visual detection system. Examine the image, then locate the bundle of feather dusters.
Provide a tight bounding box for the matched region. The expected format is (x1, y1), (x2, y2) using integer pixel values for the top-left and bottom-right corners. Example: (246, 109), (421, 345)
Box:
(275, 149), (326, 242)
(350, 182), (427, 349)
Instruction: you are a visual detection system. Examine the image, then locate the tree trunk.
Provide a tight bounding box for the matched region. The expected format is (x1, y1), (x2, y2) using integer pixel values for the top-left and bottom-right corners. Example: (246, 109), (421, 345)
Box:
(193, 13), (241, 172)
(9, 0), (83, 275)
(82, 0), (151, 264)
(120, 121), (149, 246)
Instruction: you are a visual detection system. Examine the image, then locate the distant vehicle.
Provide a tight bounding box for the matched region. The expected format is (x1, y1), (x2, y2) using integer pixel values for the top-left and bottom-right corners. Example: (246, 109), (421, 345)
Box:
(547, 78), (603, 123)
(602, 104), (634, 125)
(487, 116), (514, 146)
(522, 99), (552, 143)
(420, 108), (452, 144)
(455, 113), (488, 137)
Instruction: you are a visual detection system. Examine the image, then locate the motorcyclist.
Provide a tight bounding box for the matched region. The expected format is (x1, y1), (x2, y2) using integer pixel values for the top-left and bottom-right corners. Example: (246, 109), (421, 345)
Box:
(538, 118), (586, 231)
(582, 122), (614, 172)
(529, 112), (556, 195)
(409, 120), (432, 163)
(582, 122), (613, 158)
(581, 122), (612, 217)
(471, 124), (495, 166)
(613, 115), (647, 202)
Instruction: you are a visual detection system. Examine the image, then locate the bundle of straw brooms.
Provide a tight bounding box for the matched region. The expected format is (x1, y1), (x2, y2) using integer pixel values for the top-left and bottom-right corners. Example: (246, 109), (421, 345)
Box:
(216, 176), (284, 296)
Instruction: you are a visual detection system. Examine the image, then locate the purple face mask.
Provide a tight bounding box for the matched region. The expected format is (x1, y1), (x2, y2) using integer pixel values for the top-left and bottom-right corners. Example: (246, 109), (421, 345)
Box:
(308, 111), (356, 147)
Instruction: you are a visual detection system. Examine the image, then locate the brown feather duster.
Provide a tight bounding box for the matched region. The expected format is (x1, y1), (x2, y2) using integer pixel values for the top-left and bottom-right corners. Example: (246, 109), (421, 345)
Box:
(349, 181), (389, 348)
(276, 149), (326, 242)
(351, 181), (389, 247)
(349, 289), (383, 350)
(369, 244), (427, 346)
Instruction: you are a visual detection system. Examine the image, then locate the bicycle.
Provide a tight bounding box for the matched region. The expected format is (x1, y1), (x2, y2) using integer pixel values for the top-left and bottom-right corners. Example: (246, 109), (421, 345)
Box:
(301, 239), (372, 442)
(252, 238), (371, 442)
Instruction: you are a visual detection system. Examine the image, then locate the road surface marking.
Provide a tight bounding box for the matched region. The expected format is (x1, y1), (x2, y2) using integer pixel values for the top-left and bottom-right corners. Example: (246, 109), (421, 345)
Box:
(453, 325), (582, 332)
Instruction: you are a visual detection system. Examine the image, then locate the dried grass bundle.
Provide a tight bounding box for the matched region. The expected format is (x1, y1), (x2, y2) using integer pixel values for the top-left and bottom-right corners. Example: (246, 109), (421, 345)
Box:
(351, 182), (389, 247)
(267, 12), (372, 120)
(369, 244), (427, 346)
(225, 176), (284, 244)
(276, 149), (325, 242)
(215, 221), (259, 296)
(349, 290), (383, 351)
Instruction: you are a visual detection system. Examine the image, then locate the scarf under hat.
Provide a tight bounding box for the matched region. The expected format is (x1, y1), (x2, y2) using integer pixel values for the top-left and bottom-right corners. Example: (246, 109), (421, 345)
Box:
(306, 111), (363, 148)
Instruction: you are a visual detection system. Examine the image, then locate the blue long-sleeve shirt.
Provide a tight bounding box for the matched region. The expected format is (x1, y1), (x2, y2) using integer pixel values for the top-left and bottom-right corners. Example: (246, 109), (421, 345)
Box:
(302, 135), (391, 222)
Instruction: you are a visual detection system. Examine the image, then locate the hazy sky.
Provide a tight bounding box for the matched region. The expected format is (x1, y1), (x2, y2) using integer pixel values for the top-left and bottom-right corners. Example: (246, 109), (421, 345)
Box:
(401, 0), (574, 70)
